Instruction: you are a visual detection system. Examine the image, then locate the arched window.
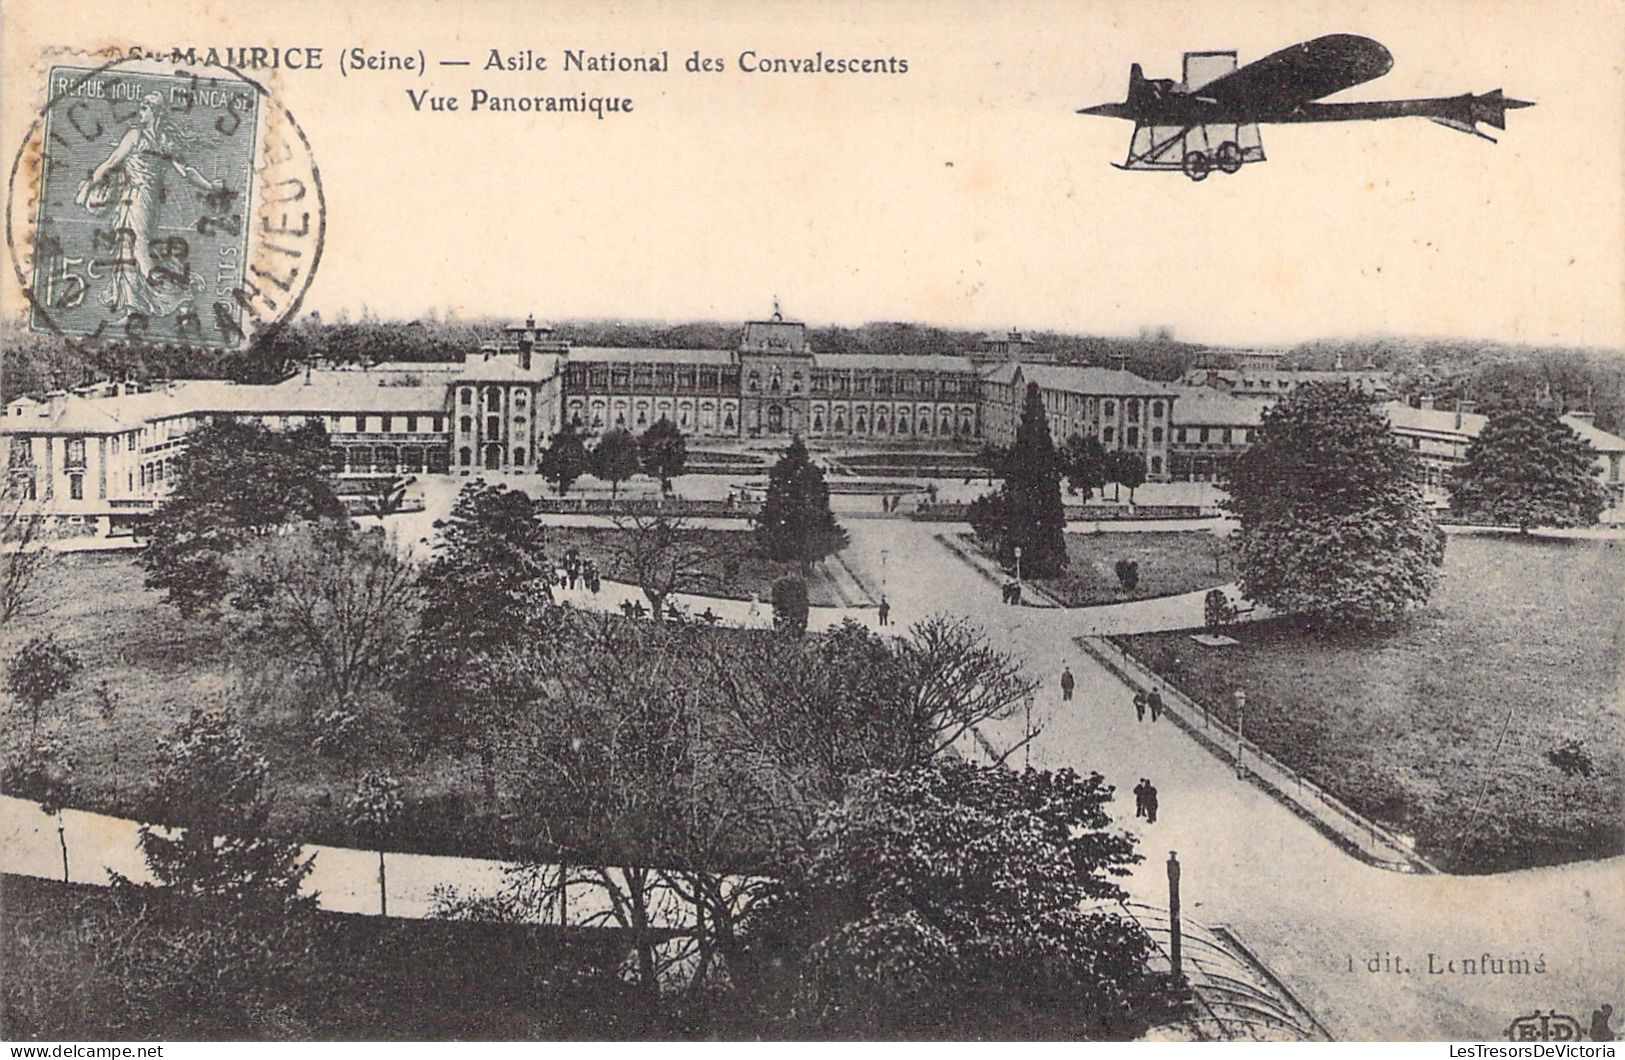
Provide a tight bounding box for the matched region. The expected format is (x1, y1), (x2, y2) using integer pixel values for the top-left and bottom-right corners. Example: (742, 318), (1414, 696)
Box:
(813, 414), (824, 431)
(724, 411), (735, 430)
(1151, 427), (1163, 443)
(876, 415), (888, 434)
(856, 415), (867, 433)
(458, 446), (472, 466)
(459, 416), (472, 432)
(459, 388), (472, 406)
(1103, 400), (1116, 418)
(834, 414), (846, 432)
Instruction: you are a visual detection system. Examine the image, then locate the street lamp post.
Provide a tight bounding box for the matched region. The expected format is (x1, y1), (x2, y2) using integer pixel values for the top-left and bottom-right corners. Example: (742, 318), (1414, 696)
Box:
(881, 549), (889, 597)
(1014, 545), (1023, 588)
(1024, 692), (1033, 770)
(1234, 690), (1247, 778)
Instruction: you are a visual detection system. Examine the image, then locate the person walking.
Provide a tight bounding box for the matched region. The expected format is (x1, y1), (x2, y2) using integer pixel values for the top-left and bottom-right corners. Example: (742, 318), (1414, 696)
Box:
(1143, 781), (1159, 824)
(1060, 666), (1075, 702)
(878, 598), (891, 626)
(1132, 778), (1149, 819)
(1134, 691), (1147, 723)
(1147, 687), (1163, 723)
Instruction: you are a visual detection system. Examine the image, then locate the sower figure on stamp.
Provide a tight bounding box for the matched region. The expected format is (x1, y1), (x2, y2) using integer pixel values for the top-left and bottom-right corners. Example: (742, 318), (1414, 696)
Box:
(1060, 666), (1075, 702)
(75, 92), (221, 323)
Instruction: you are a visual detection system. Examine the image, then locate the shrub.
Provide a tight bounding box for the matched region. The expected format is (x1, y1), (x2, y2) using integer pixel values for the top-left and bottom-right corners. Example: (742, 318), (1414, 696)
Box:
(1114, 558), (1140, 591)
(772, 576), (809, 636)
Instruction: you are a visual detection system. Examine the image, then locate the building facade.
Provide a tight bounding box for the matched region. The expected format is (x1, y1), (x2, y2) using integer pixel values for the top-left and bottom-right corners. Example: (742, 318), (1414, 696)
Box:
(980, 363), (1177, 481)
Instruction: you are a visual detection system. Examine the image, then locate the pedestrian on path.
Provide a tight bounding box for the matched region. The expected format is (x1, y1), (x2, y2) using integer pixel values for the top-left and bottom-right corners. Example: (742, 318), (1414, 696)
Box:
(748, 592), (761, 619)
(878, 598), (891, 626)
(1133, 778), (1149, 819)
(1060, 666), (1075, 701)
(1134, 691), (1147, 723)
(1143, 781), (1159, 824)
(1148, 688), (1163, 723)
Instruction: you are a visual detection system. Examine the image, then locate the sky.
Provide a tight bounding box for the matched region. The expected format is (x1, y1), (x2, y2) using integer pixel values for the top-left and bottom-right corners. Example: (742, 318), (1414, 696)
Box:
(3, 0), (1623, 350)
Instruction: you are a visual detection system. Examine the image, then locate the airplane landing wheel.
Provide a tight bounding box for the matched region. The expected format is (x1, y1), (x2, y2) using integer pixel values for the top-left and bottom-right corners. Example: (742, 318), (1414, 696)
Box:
(1182, 150), (1211, 182)
(1215, 141), (1244, 174)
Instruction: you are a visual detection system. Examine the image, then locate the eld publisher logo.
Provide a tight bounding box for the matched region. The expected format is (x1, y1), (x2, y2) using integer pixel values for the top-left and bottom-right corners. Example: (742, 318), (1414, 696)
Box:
(1508, 1011), (1586, 1042)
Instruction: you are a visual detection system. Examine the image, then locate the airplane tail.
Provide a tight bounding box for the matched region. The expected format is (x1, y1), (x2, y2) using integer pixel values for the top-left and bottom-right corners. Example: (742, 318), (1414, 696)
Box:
(1127, 62), (1149, 105)
(1427, 89), (1534, 141)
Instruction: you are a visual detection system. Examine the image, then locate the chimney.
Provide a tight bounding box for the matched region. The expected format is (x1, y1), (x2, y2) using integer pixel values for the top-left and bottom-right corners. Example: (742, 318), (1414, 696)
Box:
(44, 390), (68, 418)
(1108, 353), (1128, 373)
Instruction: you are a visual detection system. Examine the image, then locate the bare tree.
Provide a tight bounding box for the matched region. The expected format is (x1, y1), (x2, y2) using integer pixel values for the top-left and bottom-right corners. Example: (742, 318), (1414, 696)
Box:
(0, 481), (60, 630)
(606, 512), (726, 621)
(228, 521), (419, 719)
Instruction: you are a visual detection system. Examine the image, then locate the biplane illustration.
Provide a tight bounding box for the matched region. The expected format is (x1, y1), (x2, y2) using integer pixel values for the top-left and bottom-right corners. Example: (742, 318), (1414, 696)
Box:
(1077, 34), (1533, 181)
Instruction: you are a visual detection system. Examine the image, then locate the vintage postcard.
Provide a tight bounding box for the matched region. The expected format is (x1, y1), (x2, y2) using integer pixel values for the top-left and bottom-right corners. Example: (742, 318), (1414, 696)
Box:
(1, 0), (1621, 1049)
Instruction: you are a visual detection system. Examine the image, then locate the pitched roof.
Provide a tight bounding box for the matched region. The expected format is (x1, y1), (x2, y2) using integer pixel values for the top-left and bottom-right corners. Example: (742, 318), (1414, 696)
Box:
(570, 346), (737, 365)
(811, 352), (979, 373)
(1167, 387), (1268, 427)
(983, 362), (1176, 397)
(1561, 415), (1625, 453)
(1381, 401), (1489, 437)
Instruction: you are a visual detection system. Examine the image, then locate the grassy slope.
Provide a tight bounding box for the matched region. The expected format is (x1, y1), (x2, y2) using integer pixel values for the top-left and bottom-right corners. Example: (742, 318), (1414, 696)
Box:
(1116, 534), (1625, 873)
(6, 553), (541, 858)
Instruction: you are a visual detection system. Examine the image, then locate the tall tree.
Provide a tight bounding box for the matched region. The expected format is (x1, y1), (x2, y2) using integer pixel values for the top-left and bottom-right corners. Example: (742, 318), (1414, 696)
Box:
(754, 436), (848, 571)
(1448, 408), (1610, 531)
(592, 428), (641, 501)
(135, 706), (316, 909)
(402, 482), (554, 800)
(1062, 433), (1109, 500)
(759, 761), (1153, 1038)
(539, 428), (589, 497)
(982, 383), (1067, 576)
(1223, 383), (1445, 627)
(139, 420), (343, 615)
(639, 417), (688, 494)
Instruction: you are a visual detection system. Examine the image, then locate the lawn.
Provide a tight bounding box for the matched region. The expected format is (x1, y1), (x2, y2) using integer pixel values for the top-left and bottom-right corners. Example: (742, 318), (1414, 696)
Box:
(1114, 533), (1625, 874)
(967, 531), (1231, 607)
(544, 525), (877, 608)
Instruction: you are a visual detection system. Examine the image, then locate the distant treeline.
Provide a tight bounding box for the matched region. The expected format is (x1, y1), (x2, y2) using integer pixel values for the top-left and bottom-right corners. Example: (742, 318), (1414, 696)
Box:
(5, 316), (1622, 432)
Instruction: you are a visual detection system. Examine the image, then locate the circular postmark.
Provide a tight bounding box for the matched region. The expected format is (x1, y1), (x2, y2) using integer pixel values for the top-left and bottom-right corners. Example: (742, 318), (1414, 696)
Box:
(6, 51), (324, 351)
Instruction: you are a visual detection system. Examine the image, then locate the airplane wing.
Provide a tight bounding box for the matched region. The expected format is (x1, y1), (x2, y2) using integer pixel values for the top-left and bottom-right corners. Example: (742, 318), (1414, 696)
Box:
(1197, 34), (1394, 110)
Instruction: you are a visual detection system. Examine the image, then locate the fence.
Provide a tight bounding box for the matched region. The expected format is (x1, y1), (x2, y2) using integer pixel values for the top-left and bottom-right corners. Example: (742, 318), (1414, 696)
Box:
(912, 501), (1210, 523)
(1075, 636), (1438, 875)
(533, 496), (760, 518)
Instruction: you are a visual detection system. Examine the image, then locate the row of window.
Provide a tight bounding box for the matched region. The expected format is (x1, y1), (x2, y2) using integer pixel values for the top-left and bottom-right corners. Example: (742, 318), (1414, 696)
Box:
(1173, 426), (1248, 445)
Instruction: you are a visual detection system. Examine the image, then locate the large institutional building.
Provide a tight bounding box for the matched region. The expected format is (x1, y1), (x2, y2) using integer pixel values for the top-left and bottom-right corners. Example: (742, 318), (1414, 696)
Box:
(5, 308), (1622, 536)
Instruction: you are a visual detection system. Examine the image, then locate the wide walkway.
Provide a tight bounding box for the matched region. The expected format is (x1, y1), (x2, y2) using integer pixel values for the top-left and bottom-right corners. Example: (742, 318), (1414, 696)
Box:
(844, 519), (1624, 1041)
